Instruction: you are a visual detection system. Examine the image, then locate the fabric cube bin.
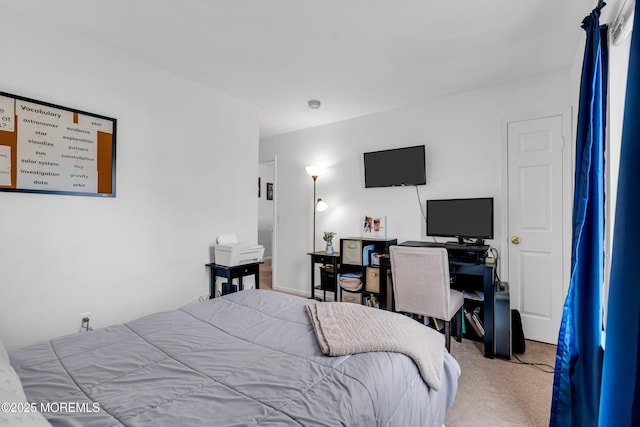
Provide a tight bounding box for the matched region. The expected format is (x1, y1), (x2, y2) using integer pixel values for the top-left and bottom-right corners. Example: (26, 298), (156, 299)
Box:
(365, 267), (380, 293)
(342, 239), (363, 265)
(341, 292), (363, 304)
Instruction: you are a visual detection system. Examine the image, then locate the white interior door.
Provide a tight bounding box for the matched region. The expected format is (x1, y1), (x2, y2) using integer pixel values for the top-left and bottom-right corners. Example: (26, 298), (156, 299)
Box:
(507, 114), (567, 344)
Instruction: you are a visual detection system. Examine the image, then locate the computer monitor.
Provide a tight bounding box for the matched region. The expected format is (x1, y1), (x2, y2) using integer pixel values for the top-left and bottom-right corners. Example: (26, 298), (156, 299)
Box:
(426, 197), (494, 244)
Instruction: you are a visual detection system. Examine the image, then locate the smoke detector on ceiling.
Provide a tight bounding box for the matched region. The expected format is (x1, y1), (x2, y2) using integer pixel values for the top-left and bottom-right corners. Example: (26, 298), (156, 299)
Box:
(308, 99), (321, 109)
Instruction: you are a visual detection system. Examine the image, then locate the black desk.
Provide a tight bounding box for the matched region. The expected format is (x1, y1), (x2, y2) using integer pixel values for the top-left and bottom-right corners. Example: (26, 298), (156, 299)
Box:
(307, 251), (340, 301)
(382, 241), (502, 359)
(206, 262), (261, 298)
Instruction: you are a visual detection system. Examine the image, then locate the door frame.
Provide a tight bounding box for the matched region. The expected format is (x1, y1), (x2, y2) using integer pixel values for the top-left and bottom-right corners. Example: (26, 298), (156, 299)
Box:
(500, 107), (574, 312)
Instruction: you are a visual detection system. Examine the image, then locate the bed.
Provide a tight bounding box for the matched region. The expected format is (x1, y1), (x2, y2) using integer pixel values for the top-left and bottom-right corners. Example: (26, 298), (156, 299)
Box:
(4, 289), (460, 426)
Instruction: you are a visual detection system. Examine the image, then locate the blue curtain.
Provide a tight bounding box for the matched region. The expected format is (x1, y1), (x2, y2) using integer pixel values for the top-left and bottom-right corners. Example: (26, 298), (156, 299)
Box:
(550, 5), (607, 426)
(599, 1), (640, 425)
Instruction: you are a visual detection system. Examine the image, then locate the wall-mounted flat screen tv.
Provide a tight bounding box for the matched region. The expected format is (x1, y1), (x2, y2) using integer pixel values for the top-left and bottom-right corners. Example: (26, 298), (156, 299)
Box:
(363, 145), (426, 188)
(426, 197), (494, 244)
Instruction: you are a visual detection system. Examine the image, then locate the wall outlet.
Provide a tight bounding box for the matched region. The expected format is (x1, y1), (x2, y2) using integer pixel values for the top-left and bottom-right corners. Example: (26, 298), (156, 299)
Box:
(79, 312), (91, 331)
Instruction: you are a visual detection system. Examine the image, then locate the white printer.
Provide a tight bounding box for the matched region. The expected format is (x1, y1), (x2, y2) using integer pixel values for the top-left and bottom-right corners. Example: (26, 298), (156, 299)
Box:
(213, 234), (265, 267)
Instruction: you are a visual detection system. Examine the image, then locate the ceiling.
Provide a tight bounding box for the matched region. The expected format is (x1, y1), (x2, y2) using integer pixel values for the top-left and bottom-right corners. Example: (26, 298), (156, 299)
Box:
(2, 0), (613, 139)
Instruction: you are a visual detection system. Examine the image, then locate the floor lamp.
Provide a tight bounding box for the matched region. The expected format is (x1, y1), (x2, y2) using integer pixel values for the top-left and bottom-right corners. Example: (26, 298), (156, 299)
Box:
(306, 166), (328, 251)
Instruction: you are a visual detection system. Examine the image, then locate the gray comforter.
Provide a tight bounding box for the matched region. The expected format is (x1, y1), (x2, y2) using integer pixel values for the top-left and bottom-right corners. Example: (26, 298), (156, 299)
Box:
(9, 289), (460, 426)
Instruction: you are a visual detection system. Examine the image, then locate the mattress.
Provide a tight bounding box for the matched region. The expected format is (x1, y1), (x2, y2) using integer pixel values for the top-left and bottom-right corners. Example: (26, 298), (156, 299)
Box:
(8, 289), (460, 426)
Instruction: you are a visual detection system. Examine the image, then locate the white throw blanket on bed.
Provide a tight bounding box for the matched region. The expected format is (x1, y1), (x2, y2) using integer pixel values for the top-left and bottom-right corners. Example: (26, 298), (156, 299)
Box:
(306, 302), (445, 390)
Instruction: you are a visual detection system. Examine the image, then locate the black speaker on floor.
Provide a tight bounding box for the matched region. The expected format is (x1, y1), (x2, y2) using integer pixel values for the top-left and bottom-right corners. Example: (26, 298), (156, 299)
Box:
(511, 309), (526, 354)
(494, 283), (511, 359)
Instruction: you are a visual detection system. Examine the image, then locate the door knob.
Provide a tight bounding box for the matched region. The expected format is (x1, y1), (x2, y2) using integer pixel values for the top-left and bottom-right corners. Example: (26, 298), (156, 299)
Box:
(511, 236), (521, 245)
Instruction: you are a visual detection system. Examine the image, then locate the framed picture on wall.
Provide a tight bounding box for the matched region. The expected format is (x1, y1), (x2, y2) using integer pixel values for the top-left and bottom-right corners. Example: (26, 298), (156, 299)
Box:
(266, 182), (273, 200)
(0, 91), (117, 197)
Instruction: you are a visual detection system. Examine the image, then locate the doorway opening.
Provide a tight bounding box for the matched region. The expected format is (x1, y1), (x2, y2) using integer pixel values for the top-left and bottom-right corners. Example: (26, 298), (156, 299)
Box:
(258, 158), (277, 290)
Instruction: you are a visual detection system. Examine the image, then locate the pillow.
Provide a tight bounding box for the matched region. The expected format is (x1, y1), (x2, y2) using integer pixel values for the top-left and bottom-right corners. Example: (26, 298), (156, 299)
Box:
(0, 337), (51, 426)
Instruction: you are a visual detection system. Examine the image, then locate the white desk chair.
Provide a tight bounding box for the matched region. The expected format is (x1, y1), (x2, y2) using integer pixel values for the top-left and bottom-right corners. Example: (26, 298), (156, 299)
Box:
(389, 245), (464, 352)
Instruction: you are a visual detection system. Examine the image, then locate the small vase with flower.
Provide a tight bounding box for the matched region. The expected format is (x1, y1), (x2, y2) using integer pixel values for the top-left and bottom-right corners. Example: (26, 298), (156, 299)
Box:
(323, 231), (336, 254)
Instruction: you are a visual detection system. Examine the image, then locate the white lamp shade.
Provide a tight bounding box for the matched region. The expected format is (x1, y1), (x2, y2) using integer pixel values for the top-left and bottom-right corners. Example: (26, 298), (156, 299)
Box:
(316, 198), (328, 211)
(305, 165), (324, 178)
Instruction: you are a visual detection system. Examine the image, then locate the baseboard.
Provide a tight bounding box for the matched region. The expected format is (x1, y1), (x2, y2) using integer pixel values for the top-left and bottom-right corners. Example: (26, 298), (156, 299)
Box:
(271, 284), (308, 298)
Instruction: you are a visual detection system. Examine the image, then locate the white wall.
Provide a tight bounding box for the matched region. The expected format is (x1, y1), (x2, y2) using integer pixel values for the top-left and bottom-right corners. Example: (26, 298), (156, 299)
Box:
(0, 8), (259, 347)
(260, 70), (572, 296)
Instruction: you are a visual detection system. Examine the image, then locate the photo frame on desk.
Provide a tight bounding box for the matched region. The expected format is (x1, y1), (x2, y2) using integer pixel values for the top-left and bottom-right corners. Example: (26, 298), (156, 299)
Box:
(0, 91), (116, 197)
(370, 252), (381, 267)
(361, 214), (386, 239)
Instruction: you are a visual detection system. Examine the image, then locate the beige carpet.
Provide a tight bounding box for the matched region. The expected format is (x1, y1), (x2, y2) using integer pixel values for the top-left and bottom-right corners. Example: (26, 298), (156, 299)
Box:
(445, 338), (557, 427)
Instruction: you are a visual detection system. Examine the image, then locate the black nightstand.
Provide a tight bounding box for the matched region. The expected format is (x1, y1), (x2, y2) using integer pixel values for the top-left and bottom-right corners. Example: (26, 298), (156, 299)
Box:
(206, 262), (262, 298)
(307, 251), (340, 301)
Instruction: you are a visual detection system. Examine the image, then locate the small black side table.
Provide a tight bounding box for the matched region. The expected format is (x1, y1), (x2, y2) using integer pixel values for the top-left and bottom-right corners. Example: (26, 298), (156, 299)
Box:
(307, 251), (340, 301)
(206, 262), (261, 298)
